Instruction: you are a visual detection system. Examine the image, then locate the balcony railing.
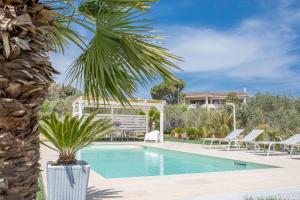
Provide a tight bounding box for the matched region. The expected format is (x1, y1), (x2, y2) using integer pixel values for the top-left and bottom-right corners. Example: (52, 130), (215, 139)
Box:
(188, 103), (223, 109)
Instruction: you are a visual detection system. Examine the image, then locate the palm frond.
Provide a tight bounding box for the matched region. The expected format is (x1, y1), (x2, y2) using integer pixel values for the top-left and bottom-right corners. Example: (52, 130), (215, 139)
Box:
(67, 4), (181, 104)
(40, 112), (114, 165)
(80, 0), (157, 12)
(50, 17), (87, 53)
(100, 0), (157, 10)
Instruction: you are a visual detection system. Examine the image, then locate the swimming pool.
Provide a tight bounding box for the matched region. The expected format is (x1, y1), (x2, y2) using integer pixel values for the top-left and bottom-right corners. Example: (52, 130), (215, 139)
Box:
(78, 145), (275, 179)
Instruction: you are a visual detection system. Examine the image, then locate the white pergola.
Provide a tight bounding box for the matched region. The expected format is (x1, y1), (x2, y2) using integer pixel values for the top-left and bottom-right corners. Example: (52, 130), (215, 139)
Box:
(72, 97), (165, 142)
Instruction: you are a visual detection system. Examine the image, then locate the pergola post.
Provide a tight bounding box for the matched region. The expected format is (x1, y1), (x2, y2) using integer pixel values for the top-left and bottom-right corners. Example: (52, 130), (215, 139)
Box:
(145, 109), (150, 133)
(205, 96), (208, 106)
(159, 103), (164, 143)
(141, 107), (150, 133)
(111, 106), (114, 122)
(78, 98), (84, 117)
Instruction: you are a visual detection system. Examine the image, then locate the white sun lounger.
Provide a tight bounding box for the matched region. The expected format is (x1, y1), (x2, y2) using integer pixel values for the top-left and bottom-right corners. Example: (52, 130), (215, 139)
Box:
(237, 129), (264, 150)
(202, 129), (244, 150)
(144, 130), (160, 143)
(253, 134), (300, 157)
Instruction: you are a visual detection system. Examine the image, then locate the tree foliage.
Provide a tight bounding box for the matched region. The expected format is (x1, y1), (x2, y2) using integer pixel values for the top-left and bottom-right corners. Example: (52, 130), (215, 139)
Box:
(236, 93), (300, 140)
(41, 83), (82, 117)
(165, 93), (300, 141)
(225, 92), (243, 105)
(151, 79), (185, 104)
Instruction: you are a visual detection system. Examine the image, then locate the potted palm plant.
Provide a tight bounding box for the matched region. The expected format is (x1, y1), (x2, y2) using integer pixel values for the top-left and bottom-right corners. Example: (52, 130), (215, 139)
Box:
(40, 112), (113, 200)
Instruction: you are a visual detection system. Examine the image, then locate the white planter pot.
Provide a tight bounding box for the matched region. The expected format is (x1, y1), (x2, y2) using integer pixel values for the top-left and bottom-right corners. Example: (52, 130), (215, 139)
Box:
(46, 161), (90, 200)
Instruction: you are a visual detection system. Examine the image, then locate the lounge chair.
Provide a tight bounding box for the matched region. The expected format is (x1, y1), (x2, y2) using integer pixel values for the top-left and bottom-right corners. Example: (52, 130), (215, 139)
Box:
(253, 134), (300, 157)
(236, 129), (264, 150)
(144, 130), (160, 143)
(202, 129), (244, 150)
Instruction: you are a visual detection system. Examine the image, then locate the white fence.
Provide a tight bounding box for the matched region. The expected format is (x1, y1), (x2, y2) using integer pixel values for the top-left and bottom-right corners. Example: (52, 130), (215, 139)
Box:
(84, 114), (148, 132)
(72, 97), (165, 141)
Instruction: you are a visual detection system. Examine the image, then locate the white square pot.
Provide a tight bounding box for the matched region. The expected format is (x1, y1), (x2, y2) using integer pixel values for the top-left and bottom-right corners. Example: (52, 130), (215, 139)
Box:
(46, 161), (90, 200)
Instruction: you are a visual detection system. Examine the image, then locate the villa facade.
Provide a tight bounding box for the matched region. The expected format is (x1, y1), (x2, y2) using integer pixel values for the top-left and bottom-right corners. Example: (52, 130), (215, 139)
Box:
(185, 90), (248, 109)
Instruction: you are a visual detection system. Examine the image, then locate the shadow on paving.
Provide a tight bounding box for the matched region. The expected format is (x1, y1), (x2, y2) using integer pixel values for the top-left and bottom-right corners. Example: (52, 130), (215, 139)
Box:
(87, 187), (123, 200)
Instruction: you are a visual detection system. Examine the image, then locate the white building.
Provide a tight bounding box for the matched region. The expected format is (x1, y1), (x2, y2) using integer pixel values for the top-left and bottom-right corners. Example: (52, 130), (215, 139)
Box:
(185, 90), (248, 109)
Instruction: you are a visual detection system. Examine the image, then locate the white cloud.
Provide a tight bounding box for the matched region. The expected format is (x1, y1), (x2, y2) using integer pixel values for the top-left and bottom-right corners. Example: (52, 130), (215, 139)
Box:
(165, 1), (300, 81)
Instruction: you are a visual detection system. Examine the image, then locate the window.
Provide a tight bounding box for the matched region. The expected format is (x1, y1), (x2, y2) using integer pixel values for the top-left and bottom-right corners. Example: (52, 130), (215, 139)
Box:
(190, 100), (206, 105)
(212, 99), (220, 104)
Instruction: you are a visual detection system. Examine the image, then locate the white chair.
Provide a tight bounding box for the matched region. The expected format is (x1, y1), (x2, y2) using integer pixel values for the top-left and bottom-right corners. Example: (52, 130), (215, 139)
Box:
(253, 134), (300, 157)
(144, 130), (160, 143)
(202, 129), (244, 150)
(237, 129), (264, 151)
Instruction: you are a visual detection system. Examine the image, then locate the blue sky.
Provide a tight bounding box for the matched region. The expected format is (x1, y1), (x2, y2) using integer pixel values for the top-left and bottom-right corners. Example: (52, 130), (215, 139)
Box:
(51, 0), (300, 97)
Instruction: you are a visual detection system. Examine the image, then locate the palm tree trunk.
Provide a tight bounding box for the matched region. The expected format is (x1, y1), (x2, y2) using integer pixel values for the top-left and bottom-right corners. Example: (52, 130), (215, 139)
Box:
(0, 0), (56, 199)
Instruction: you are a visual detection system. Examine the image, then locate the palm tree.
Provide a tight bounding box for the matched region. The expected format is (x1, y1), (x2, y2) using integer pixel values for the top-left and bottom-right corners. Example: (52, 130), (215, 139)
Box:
(148, 107), (160, 131)
(0, 0), (179, 198)
(40, 112), (113, 165)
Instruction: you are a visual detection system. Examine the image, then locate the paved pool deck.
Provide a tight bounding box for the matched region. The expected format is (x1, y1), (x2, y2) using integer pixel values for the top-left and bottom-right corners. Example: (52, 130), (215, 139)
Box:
(40, 142), (300, 200)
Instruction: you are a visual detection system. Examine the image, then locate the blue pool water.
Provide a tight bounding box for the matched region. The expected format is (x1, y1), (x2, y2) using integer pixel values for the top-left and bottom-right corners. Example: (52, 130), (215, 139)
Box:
(78, 145), (275, 179)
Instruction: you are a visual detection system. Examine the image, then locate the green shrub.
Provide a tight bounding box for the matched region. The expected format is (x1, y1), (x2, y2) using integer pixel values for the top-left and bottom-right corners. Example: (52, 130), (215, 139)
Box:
(164, 128), (172, 135)
(185, 127), (202, 139)
(202, 111), (232, 138)
(170, 127), (204, 140)
(171, 127), (184, 138)
(37, 175), (45, 200)
(197, 127), (205, 138)
(173, 127), (184, 133)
